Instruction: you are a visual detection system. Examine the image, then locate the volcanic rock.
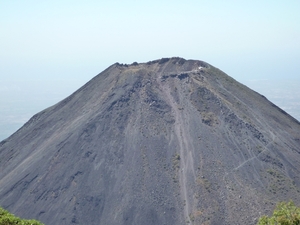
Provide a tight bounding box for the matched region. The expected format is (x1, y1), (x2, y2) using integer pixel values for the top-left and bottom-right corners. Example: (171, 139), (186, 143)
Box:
(1, 57), (300, 225)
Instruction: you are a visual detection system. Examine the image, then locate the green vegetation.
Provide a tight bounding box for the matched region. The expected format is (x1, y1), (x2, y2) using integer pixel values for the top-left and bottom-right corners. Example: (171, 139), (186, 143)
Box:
(0, 207), (43, 225)
(257, 201), (300, 225)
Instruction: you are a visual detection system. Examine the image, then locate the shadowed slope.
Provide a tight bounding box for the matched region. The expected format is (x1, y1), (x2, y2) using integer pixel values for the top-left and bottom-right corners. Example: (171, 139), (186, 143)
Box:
(1, 57), (300, 225)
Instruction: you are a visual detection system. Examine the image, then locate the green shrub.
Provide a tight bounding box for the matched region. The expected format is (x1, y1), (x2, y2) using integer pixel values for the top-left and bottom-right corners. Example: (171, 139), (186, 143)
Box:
(0, 207), (44, 225)
(257, 201), (300, 225)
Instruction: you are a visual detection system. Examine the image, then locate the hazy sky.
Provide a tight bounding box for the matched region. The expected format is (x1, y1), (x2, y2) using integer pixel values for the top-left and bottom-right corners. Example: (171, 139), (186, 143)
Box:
(0, 1), (299, 140)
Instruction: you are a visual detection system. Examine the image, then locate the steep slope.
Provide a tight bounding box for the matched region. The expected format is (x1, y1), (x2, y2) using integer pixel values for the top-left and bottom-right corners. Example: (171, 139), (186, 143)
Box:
(0, 57), (300, 225)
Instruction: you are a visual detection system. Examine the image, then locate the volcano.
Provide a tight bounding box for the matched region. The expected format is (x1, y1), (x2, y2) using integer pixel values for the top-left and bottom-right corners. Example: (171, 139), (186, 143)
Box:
(1, 57), (300, 225)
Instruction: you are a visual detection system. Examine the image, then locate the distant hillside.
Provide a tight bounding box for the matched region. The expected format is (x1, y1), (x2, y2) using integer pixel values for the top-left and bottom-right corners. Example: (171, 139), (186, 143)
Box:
(1, 57), (300, 225)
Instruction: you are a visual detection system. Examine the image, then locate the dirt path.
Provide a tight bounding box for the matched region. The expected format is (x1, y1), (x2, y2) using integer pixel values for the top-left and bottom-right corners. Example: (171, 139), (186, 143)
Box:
(157, 76), (195, 224)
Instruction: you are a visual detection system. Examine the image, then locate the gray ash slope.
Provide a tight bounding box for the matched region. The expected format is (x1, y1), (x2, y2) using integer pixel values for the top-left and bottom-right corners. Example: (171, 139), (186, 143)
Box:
(1, 57), (300, 225)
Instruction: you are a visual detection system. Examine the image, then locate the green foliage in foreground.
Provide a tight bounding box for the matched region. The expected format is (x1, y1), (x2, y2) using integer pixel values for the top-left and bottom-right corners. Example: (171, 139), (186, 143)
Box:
(257, 201), (300, 225)
(0, 207), (43, 225)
